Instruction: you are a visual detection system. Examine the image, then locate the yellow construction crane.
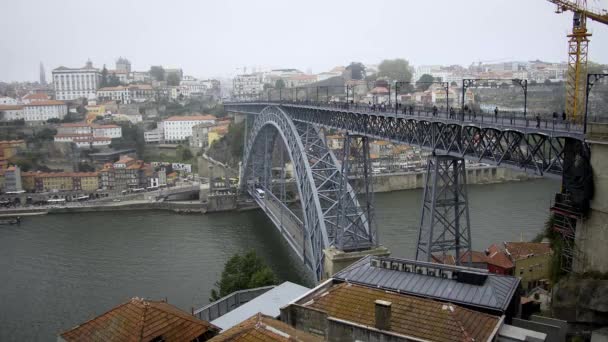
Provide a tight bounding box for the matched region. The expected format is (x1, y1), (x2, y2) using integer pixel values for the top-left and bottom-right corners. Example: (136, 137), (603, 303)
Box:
(547, 0), (608, 122)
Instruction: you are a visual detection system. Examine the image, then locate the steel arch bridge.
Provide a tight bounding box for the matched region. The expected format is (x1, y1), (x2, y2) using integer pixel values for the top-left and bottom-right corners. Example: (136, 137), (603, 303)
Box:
(241, 106), (376, 280)
(228, 102), (587, 178)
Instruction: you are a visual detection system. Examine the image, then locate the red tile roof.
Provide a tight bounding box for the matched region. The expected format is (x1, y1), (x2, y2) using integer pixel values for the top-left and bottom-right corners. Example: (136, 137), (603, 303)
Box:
(0, 105), (24, 110)
(432, 250), (489, 265)
(23, 93), (49, 100)
(25, 100), (65, 106)
(60, 297), (220, 342)
(504, 242), (552, 261)
(165, 115), (216, 121)
(208, 313), (322, 342)
(486, 244), (514, 269)
(60, 122), (90, 128)
(305, 283), (501, 342)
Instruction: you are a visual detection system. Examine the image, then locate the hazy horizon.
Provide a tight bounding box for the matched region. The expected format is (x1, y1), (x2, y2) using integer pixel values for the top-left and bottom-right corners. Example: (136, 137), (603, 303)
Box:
(1, 0), (607, 82)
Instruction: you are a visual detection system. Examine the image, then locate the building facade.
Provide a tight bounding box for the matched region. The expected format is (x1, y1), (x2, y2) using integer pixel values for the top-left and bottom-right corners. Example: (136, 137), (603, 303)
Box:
(232, 74), (264, 100)
(52, 61), (101, 101)
(163, 115), (217, 142)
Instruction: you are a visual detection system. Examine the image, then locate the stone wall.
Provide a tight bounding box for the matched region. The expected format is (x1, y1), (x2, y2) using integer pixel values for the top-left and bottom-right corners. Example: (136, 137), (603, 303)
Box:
(351, 167), (531, 193)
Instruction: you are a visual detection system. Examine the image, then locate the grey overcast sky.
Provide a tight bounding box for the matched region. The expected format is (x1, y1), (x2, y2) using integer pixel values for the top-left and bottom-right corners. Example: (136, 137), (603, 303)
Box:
(1, 0), (607, 82)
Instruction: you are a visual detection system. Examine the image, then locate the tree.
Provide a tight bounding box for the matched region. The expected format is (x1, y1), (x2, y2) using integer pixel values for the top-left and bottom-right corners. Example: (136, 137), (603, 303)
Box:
(377, 59), (412, 82)
(544, 79), (552, 85)
(275, 79), (286, 89)
(150, 66), (165, 82)
(210, 250), (277, 301)
(263, 83), (273, 90)
(100, 65), (109, 87)
(108, 73), (121, 87)
(46, 118), (61, 124)
(346, 62), (366, 80)
(416, 74), (435, 91)
(77, 162), (95, 172)
(167, 73), (181, 86)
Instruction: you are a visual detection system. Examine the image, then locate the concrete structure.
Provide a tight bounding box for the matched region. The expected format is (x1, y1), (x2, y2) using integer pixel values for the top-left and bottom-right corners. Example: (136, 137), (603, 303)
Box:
(0, 100), (67, 122)
(54, 123), (120, 148)
(190, 122), (214, 149)
(144, 125), (164, 144)
(52, 60), (101, 101)
(162, 115), (216, 142)
(96, 84), (155, 103)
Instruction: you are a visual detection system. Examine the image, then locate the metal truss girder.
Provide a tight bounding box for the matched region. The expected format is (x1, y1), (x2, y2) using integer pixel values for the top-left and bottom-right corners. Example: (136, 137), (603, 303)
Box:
(226, 103), (587, 179)
(241, 106), (372, 281)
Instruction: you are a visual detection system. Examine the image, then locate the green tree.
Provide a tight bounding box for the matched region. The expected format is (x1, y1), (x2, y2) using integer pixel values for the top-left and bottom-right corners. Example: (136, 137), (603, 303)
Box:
(167, 73), (181, 86)
(46, 118), (61, 124)
(377, 59), (412, 82)
(100, 65), (109, 87)
(77, 162), (95, 172)
(210, 250), (277, 301)
(275, 79), (286, 89)
(108, 73), (121, 86)
(150, 66), (165, 82)
(181, 148), (193, 161)
(346, 62), (366, 80)
(416, 74), (435, 91)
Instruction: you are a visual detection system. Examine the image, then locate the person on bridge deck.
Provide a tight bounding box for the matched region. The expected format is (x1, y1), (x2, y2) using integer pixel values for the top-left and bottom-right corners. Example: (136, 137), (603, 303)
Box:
(494, 106), (499, 122)
(536, 114), (541, 128)
(562, 111), (567, 121)
(409, 105), (414, 115)
(553, 111), (558, 121)
(433, 105), (438, 116)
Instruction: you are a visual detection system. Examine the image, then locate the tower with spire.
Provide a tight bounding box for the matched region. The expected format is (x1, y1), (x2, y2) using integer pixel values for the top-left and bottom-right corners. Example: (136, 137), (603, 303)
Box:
(39, 62), (46, 85)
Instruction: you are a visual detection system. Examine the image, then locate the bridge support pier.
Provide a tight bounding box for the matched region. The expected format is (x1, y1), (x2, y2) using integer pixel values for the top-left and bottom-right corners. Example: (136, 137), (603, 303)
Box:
(415, 154), (472, 265)
(573, 123), (608, 273)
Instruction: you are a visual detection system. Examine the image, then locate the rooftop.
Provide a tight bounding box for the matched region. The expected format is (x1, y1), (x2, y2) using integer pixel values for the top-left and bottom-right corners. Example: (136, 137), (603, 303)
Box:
(333, 255), (520, 313)
(209, 313), (321, 342)
(504, 242), (552, 260)
(303, 282), (501, 342)
(165, 114), (217, 122)
(22, 93), (49, 100)
(211, 282), (309, 331)
(0, 105), (24, 110)
(60, 297), (219, 342)
(486, 244), (515, 269)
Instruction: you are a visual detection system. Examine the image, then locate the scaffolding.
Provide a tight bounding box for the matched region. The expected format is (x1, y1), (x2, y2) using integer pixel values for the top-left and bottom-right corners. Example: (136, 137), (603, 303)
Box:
(550, 192), (582, 272)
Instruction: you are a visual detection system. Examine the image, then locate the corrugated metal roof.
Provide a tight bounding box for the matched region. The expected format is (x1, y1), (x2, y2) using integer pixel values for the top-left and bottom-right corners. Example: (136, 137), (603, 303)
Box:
(333, 255), (520, 312)
(211, 282), (310, 330)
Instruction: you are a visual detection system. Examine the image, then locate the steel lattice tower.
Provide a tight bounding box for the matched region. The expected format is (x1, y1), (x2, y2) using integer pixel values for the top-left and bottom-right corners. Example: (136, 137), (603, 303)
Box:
(415, 154), (472, 265)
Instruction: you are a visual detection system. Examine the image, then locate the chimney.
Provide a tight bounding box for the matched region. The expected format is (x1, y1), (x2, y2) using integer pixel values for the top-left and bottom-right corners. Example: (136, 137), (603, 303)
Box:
(374, 300), (392, 331)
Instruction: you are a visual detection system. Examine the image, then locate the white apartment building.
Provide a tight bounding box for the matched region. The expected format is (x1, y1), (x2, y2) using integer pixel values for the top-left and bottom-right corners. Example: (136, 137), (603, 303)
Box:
(92, 124), (122, 139)
(54, 134), (112, 148)
(144, 127), (164, 144)
(232, 74), (264, 100)
(52, 60), (101, 101)
(0, 105), (25, 121)
(57, 122), (92, 135)
(0, 96), (18, 105)
(23, 100), (68, 122)
(286, 74), (318, 88)
(163, 115), (217, 142)
(97, 86), (130, 103)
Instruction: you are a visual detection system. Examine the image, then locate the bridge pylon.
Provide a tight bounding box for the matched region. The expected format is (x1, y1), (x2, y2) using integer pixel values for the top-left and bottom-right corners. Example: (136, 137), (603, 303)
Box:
(415, 154), (472, 266)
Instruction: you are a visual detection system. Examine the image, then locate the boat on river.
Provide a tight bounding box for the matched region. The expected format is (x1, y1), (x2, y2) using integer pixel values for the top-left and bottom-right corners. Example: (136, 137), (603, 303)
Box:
(0, 217), (21, 225)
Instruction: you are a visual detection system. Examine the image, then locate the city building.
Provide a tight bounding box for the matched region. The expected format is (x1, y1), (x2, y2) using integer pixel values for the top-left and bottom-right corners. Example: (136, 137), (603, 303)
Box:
(232, 74), (264, 100)
(54, 122), (120, 148)
(22, 100), (67, 122)
(281, 280), (504, 341)
(21, 172), (99, 193)
(4, 166), (22, 192)
(190, 122), (215, 149)
(144, 124), (164, 144)
(486, 243), (515, 275)
(58, 297), (220, 342)
(96, 84), (155, 104)
(163, 115), (217, 142)
(21, 92), (49, 104)
(115, 57), (131, 73)
(99, 155), (152, 191)
(52, 60), (101, 101)
(0, 96), (18, 105)
(0, 140), (26, 170)
(505, 241), (552, 291)
(0, 105), (24, 121)
(285, 74), (317, 88)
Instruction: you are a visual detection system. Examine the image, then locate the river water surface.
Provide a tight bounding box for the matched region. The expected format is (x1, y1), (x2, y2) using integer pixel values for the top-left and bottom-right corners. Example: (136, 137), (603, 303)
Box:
(0, 178), (559, 341)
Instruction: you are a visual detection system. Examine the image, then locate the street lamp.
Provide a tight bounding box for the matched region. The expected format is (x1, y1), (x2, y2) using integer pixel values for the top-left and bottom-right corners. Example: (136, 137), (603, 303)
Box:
(585, 73), (608, 133)
(512, 79), (528, 118)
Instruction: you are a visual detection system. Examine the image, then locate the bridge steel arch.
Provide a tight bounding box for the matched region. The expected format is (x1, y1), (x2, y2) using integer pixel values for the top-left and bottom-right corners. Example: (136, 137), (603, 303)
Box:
(241, 106), (374, 280)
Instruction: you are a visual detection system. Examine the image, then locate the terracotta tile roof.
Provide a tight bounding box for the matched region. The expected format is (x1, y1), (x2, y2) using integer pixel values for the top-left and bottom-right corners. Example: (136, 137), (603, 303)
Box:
(370, 86), (389, 94)
(165, 115), (216, 122)
(60, 122), (90, 128)
(116, 156), (135, 164)
(486, 244), (514, 269)
(504, 242), (552, 261)
(0, 105), (24, 110)
(23, 93), (49, 100)
(23, 172), (98, 178)
(305, 283), (501, 342)
(60, 297), (220, 342)
(25, 100), (65, 106)
(209, 313), (321, 342)
(97, 86), (129, 91)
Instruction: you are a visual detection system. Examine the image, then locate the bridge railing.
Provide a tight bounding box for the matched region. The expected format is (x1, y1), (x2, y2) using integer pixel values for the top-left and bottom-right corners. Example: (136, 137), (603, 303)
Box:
(226, 100), (586, 134)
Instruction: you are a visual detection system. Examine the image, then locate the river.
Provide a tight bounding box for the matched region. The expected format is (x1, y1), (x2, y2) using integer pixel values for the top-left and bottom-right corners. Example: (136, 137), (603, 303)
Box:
(0, 178), (559, 341)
